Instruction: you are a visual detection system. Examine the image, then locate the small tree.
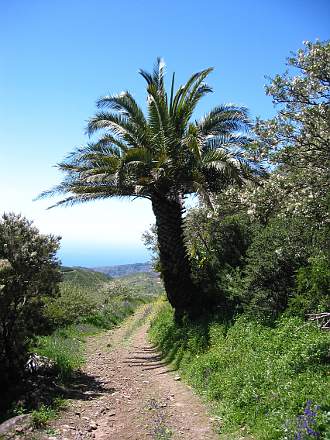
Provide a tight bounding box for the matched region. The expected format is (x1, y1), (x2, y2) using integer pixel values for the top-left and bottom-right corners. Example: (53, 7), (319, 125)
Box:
(0, 213), (61, 387)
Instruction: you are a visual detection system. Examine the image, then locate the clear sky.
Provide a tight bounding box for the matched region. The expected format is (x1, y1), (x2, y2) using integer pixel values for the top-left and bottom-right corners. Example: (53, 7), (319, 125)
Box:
(1, 0), (329, 267)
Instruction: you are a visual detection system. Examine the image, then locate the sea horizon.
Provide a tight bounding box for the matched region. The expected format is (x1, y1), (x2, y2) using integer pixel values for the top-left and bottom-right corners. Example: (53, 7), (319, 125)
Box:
(57, 244), (151, 268)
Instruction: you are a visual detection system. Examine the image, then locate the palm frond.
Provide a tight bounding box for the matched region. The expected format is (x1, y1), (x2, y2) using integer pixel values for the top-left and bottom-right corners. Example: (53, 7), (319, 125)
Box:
(198, 105), (251, 136)
(96, 91), (146, 130)
(87, 112), (144, 148)
(140, 57), (166, 94)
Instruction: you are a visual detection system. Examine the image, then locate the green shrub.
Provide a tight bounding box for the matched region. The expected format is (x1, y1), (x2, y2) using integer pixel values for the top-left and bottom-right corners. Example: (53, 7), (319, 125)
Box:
(229, 215), (327, 320)
(149, 302), (330, 439)
(183, 210), (256, 313)
(0, 213), (61, 387)
(44, 283), (98, 327)
(287, 254), (330, 317)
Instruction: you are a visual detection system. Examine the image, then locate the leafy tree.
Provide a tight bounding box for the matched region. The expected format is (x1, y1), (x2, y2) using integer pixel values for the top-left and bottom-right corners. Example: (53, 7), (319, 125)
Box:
(183, 208), (255, 314)
(230, 40), (330, 319)
(178, 41), (330, 319)
(41, 59), (261, 317)
(0, 213), (61, 386)
(254, 40), (330, 224)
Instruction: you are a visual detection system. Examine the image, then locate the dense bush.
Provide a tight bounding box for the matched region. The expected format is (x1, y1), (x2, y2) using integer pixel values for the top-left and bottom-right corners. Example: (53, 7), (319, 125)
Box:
(228, 216), (327, 320)
(0, 213), (61, 387)
(44, 283), (98, 326)
(185, 210), (253, 272)
(149, 301), (330, 439)
(287, 254), (330, 317)
(177, 209), (255, 313)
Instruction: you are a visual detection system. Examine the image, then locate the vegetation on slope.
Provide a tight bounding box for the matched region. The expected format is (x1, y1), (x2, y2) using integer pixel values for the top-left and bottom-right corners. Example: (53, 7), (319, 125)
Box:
(61, 266), (111, 287)
(149, 301), (330, 439)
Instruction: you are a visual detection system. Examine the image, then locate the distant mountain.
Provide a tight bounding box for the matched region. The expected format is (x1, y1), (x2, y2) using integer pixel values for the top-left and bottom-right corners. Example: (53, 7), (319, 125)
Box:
(92, 262), (155, 278)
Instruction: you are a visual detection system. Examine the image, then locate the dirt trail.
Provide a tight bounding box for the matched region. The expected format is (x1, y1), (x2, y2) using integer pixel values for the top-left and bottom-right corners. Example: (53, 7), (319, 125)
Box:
(40, 305), (218, 440)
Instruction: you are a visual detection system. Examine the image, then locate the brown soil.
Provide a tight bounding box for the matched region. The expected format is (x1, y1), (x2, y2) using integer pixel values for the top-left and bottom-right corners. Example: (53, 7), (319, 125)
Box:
(35, 305), (219, 440)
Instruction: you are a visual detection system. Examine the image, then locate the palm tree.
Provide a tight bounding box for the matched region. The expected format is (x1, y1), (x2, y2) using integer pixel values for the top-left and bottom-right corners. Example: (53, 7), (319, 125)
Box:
(41, 59), (258, 318)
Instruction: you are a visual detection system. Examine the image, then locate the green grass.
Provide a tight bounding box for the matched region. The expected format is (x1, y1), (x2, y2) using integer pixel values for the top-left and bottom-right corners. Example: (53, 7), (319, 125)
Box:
(33, 323), (98, 381)
(149, 300), (330, 439)
(31, 399), (66, 428)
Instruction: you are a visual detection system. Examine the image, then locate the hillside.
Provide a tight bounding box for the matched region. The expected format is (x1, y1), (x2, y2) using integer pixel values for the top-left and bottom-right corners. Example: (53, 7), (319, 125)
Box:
(59, 266), (162, 300)
(117, 272), (163, 296)
(92, 262), (155, 278)
(61, 266), (111, 289)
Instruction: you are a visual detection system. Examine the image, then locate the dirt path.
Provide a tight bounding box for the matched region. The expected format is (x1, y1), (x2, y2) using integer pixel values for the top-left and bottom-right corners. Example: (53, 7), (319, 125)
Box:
(41, 305), (218, 440)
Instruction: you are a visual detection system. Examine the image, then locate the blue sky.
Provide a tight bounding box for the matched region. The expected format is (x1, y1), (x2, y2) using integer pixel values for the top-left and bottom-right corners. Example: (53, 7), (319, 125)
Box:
(0, 0), (329, 267)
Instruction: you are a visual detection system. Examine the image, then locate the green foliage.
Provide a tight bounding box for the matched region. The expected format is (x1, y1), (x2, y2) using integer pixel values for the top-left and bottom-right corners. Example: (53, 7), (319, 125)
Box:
(0, 213), (61, 387)
(185, 209), (253, 270)
(61, 267), (110, 288)
(183, 200), (328, 320)
(228, 216), (315, 319)
(31, 399), (66, 428)
(41, 60), (258, 209)
(44, 283), (99, 326)
(184, 209), (255, 311)
(34, 325), (88, 381)
(149, 302), (330, 439)
(287, 254), (330, 317)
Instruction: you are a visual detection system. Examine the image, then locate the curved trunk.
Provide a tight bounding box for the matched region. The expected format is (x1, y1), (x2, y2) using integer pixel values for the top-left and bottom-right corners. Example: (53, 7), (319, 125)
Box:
(151, 193), (197, 316)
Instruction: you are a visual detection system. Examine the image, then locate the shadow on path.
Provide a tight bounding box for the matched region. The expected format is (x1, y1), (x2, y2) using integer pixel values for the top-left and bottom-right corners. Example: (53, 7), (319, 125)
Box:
(124, 345), (178, 373)
(0, 369), (116, 421)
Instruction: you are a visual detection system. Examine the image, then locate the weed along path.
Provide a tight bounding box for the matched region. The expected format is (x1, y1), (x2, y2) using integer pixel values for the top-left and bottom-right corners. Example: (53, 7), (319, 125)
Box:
(37, 305), (218, 440)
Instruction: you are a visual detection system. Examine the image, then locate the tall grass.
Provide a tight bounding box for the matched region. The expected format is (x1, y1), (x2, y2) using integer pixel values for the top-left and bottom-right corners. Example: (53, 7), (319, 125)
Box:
(149, 300), (330, 439)
(34, 324), (97, 381)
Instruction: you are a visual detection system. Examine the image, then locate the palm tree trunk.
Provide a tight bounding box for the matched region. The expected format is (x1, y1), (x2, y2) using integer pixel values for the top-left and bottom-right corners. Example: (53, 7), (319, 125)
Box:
(151, 193), (197, 318)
